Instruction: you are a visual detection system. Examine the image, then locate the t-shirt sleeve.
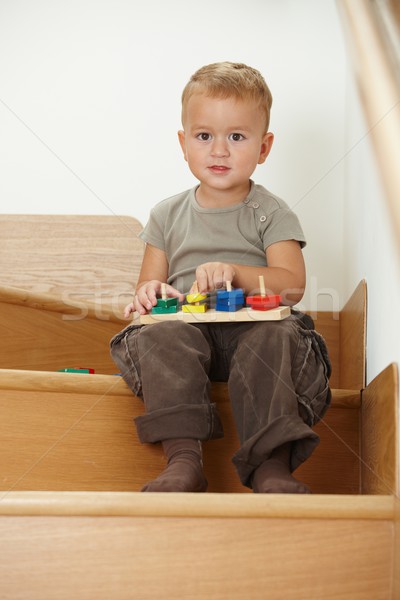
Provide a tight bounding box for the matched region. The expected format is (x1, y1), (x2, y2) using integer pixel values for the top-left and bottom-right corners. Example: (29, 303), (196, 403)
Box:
(260, 206), (306, 250)
(139, 206), (166, 251)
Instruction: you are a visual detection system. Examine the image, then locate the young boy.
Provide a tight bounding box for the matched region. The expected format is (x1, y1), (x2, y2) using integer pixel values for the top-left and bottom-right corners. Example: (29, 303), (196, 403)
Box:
(111, 62), (331, 494)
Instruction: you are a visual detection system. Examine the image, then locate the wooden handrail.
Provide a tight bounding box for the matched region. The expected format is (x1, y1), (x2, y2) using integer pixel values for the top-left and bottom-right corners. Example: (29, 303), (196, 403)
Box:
(337, 0), (400, 247)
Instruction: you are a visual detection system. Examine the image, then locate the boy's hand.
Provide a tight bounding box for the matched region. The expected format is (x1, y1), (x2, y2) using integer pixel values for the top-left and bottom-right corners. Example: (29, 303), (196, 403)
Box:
(196, 262), (236, 293)
(124, 280), (184, 317)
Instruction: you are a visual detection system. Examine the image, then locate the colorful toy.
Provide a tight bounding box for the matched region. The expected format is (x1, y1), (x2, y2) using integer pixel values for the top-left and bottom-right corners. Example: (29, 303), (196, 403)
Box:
(246, 276), (281, 311)
(139, 277), (290, 325)
(215, 281), (244, 312)
(182, 281), (208, 313)
(57, 367), (95, 374)
(151, 283), (179, 314)
(182, 303), (208, 313)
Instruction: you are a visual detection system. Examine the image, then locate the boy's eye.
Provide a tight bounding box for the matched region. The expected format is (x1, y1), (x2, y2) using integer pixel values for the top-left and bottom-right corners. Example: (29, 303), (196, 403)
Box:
(229, 133), (244, 142)
(197, 133), (211, 141)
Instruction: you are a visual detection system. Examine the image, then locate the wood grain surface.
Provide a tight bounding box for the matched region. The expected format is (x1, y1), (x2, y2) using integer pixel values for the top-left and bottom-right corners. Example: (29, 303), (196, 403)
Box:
(0, 511), (394, 600)
(361, 363), (399, 495)
(0, 370), (361, 495)
(0, 214), (144, 301)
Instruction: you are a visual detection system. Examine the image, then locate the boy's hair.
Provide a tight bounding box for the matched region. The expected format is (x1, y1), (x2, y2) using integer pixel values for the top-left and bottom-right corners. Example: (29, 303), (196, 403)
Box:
(181, 62), (273, 131)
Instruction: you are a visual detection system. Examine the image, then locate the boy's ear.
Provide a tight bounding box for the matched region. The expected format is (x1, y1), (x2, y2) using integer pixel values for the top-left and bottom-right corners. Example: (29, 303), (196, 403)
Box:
(178, 130), (187, 161)
(258, 132), (274, 165)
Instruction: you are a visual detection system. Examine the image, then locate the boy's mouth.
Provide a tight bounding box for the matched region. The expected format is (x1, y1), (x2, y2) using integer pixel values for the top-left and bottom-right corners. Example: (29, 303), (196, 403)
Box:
(209, 165), (230, 173)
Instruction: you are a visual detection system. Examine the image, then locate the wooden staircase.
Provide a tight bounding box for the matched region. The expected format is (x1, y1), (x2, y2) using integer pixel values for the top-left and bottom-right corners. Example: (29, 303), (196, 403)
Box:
(0, 215), (398, 598)
(0, 279), (398, 598)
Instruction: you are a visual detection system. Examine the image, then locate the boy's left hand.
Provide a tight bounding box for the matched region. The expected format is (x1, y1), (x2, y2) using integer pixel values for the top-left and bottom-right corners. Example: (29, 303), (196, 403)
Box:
(195, 262), (236, 293)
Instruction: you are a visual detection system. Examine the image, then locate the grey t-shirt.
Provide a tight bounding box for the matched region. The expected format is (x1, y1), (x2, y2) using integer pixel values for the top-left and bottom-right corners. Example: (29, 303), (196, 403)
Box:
(139, 181), (306, 293)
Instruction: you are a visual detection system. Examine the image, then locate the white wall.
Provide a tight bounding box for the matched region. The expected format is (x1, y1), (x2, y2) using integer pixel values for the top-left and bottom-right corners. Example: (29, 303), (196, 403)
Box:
(343, 71), (400, 384)
(0, 0), (346, 311)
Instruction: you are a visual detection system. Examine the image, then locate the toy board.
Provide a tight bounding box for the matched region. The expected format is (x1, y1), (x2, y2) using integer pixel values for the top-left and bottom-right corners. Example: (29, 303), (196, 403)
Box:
(139, 305), (290, 325)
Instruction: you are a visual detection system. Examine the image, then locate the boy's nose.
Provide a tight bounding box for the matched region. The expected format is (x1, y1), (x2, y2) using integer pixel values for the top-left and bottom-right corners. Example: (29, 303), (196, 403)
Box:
(211, 138), (230, 157)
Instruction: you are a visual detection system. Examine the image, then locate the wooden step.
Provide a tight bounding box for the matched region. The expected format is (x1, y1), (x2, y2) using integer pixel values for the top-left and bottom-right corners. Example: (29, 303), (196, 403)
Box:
(0, 491), (395, 600)
(1, 360), (397, 497)
(0, 279), (367, 391)
(0, 368), (361, 494)
(0, 285), (124, 374)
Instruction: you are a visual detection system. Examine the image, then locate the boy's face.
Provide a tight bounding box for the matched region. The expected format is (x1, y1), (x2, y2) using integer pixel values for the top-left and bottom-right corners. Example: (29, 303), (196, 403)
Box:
(178, 93), (273, 204)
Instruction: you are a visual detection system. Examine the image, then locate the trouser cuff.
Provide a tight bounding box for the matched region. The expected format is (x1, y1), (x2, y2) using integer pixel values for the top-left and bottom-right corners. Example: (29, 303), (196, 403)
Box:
(135, 403), (224, 443)
(232, 416), (320, 488)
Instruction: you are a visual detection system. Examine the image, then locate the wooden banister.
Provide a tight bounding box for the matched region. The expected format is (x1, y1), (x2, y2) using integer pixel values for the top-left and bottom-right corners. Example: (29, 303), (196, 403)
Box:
(337, 0), (400, 248)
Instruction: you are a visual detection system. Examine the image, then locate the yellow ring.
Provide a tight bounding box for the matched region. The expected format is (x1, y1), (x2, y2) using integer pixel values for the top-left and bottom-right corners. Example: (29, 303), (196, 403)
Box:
(186, 292), (208, 304)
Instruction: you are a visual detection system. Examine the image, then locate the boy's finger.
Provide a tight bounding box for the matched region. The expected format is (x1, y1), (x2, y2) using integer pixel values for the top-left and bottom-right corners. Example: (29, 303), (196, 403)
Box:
(146, 288), (158, 304)
(195, 268), (208, 293)
(166, 284), (185, 300)
(123, 304), (134, 318)
(211, 266), (224, 290)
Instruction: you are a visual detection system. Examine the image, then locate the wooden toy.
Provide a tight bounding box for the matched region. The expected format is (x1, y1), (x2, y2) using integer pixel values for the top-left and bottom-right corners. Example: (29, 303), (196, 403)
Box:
(246, 294), (281, 310)
(215, 281), (244, 312)
(246, 275), (281, 311)
(182, 303), (208, 313)
(57, 368), (95, 374)
(152, 303), (178, 314)
(139, 277), (290, 324)
(151, 283), (179, 314)
(182, 281), (208, 313)
(139, 305), (290, 324)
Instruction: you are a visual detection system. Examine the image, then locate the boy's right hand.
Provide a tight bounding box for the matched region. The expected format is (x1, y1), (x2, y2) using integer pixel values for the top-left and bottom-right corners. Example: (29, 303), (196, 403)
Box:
(124, 280), (185, 318)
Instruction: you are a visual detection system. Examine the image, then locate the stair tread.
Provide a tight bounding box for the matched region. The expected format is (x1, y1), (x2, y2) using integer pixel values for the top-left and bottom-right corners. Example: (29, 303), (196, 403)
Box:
(0, 368), (361, 406)
(0, 491), (394, 520)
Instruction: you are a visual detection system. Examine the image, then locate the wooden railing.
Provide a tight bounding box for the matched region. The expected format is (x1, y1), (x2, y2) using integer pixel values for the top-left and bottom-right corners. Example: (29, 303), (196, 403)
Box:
(337, 0), (400, 247)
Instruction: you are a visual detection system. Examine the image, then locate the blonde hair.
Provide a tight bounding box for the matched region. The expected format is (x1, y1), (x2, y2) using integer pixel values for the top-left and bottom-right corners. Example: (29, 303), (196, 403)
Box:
(181, 62), (273, 130)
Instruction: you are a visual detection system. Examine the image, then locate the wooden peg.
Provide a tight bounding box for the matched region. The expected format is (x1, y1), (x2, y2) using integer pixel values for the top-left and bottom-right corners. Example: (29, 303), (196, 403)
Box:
(161, 283), (167, 300)
(259, 275), (266, 297)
